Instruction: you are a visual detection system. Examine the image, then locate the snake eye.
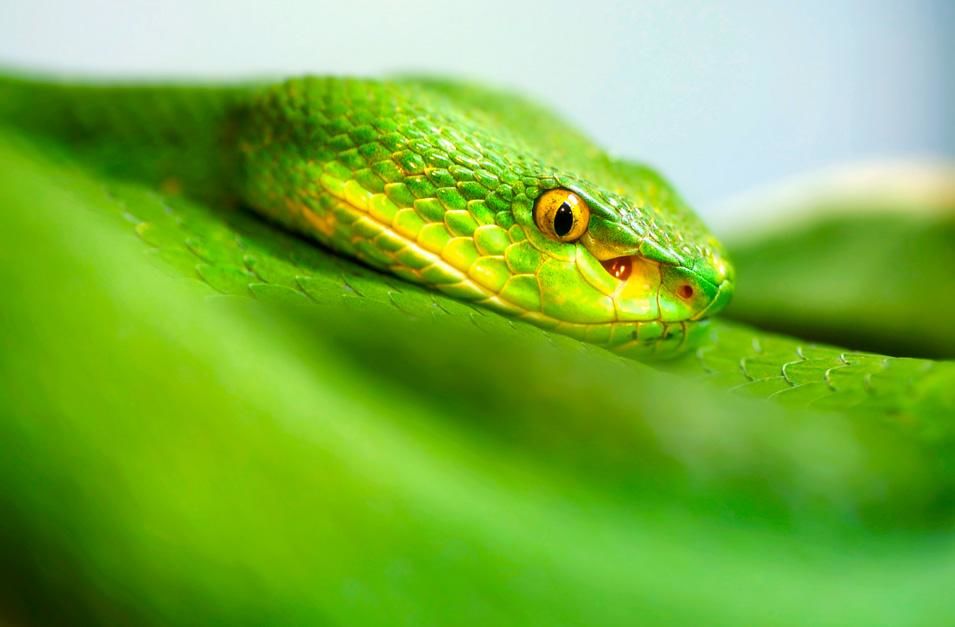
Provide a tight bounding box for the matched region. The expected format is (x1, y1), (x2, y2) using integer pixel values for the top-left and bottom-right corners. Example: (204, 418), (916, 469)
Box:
(534, 189), (591, 242)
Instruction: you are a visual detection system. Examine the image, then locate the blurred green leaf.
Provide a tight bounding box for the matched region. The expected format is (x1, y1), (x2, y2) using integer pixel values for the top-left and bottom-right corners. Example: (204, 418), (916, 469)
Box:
(725, 210), (955, 358)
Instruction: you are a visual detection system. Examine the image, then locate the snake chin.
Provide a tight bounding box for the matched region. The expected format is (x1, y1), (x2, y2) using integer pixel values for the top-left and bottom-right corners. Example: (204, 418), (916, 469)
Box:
(610, 318), (711, 360)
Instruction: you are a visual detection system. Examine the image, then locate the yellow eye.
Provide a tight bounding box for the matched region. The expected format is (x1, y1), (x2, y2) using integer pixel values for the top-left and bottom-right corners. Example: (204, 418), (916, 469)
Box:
(534, 188), (591, 242)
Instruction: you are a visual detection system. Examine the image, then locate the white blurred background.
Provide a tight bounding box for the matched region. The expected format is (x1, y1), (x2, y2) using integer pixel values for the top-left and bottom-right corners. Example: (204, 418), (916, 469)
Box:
(1, 0), (951, 223)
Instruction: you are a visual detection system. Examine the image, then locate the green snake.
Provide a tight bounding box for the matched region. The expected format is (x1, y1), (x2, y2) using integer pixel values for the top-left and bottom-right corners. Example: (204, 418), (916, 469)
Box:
(2, 75), (736, 357)
(1, 73), (954, 625)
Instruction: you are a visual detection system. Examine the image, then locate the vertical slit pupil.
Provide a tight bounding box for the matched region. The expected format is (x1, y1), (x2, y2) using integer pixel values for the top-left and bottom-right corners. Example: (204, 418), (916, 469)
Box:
(554, 202), (574, 237)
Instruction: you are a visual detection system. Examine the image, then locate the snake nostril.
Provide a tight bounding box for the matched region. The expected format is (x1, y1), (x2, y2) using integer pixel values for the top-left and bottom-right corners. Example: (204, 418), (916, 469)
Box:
(677, 284), (694, 300)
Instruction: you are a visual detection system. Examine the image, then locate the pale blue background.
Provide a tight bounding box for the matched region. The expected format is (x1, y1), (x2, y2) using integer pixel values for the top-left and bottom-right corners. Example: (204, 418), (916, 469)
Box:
(1, 0), (951, 219)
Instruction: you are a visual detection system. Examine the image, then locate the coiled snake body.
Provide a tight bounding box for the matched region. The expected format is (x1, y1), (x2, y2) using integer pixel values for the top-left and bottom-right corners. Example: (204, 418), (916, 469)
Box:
(1, 72), (954, 625)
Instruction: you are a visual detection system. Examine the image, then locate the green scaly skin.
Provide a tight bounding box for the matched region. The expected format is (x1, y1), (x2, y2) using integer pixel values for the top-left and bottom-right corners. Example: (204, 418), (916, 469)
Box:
(235, 78), (732, 358)
(1, 75), (732, 358)
(0, 73), (951, 419)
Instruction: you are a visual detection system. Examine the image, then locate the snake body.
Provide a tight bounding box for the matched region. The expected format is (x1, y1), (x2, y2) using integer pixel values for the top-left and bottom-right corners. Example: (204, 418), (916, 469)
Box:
(1, 75), (733, 358)
(0, 73), (952, 417)
(2, 71), (955, 625)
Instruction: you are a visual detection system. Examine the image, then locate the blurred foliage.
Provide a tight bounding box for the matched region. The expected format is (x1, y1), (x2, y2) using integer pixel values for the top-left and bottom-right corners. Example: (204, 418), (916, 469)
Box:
(1, 128), (955, 625)
(726, 210), (955, 359)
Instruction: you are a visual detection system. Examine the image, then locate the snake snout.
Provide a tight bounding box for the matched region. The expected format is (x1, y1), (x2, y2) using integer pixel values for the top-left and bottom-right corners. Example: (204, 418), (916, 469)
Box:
(596, 254), (732, 323)
(660, 264), (733, 321)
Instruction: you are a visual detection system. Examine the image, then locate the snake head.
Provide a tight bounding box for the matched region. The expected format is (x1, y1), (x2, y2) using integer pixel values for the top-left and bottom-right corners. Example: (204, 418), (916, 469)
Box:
(238, 77), (734, 359)
(508, 165), (734, 358)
